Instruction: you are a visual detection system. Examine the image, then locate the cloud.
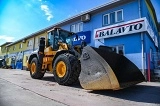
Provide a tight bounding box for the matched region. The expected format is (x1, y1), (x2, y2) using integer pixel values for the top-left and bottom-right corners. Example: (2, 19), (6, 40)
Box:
(0, 35), (14, 42)
(40, 4), (53, 21)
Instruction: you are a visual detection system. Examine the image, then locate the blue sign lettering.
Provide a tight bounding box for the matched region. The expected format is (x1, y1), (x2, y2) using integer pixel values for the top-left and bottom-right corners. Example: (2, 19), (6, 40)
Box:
(72, 31), (91, 45)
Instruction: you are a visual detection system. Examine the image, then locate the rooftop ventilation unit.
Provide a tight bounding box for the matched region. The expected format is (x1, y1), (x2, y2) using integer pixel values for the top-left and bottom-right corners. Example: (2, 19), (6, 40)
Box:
(81, 14), (90, 22)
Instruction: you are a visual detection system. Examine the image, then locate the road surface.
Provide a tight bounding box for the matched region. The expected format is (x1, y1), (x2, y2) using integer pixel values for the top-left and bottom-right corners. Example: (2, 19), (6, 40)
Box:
(0, 69), (160, 106)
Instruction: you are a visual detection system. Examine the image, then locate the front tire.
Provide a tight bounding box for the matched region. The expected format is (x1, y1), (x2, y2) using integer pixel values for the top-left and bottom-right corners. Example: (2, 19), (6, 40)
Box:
(53, 54), (80, 85)
(29, 57), (45, 79)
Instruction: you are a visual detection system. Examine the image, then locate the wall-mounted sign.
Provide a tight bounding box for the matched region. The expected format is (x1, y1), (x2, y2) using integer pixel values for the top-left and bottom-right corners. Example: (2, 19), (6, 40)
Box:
(8, 53), (17, 58)
(72, 31), (91, 45)
(94, 17), (158, 47)
(146, 19), (158, 47)
(94, 18), (146, 39)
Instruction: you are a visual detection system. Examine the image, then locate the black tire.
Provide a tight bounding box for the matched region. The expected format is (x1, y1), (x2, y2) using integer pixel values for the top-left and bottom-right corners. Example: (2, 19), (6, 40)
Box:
(29, 57), (45, 79)
(53, 54), (81, 85)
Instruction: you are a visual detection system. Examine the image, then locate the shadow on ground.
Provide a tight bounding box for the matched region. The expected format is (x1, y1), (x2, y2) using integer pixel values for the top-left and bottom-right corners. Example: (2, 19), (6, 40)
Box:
(41, 76), (82, 89)
(89, 84), (160, 104)
(39, 74), (160, 104)
(41, 76), (56, 82)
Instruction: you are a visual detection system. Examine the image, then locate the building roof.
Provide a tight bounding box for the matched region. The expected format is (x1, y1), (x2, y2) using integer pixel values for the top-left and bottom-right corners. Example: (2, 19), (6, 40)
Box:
(7, 0), (159, 46)
(146, 0), (160, 32)
(0, 42), (12, 47)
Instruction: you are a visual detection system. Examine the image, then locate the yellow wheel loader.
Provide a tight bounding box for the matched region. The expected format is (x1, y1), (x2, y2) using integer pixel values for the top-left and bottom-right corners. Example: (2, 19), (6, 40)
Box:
(27, 27), (145, 90)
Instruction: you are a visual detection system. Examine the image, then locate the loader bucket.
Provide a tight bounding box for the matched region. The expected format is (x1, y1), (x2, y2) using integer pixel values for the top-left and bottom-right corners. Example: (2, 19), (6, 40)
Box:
(79, 46), (145, 90)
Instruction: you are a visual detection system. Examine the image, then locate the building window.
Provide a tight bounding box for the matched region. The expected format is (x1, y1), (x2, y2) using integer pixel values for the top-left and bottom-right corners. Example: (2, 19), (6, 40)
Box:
(103, 9), (123, 26)
(36, 37), (39, 44)
(13, 46), (16, 50)
(71, 22), (83, 33)
(110, 12), (115, 24)
(19, 43), (23, 49)
(27, 40), (32, 47)
(71, 25), (76, 32)
(116, 10), (123, 22)
(103, 14), (109, 25)
(78, 22), (83, 32)
(8, 47), (12, 52)
(112, 45), (124, 55)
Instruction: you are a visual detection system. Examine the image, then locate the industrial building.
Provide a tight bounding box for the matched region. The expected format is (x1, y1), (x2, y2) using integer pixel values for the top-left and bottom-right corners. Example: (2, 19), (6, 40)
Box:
(0, 0), (159, 79)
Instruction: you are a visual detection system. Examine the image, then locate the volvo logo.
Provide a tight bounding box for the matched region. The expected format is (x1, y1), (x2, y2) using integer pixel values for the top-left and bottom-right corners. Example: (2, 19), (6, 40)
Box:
(73, 35), (86, 41)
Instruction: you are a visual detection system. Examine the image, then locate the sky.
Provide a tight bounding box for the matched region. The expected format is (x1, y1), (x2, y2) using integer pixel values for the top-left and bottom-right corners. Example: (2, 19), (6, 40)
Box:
(0, 0), (160, 45)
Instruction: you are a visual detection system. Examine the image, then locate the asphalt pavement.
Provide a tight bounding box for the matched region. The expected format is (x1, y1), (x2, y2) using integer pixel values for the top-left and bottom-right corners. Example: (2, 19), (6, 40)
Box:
(0, 69), (160, 106)
(0, 78), (66, 106)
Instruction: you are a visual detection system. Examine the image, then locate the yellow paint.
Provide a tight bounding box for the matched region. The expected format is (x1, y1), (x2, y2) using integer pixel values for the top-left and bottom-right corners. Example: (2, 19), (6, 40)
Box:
(0, 45), (8, 56)
(58, 43), (68, 50)
(56, 61), (66, 78)
(8, 42), (25, 54)
(23, 54), (29, 67)
(44, 46), (53, 53)
(27, 61), (31, 70)
(1, 31), (48, 58)
(31, 62), (36, 74)
(48, 64), (53, 72)
(6, 58), (11, 66)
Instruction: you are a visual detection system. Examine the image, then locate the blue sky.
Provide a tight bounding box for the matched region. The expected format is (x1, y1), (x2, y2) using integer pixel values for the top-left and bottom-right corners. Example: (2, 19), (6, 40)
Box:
(0, 0), (160, 45)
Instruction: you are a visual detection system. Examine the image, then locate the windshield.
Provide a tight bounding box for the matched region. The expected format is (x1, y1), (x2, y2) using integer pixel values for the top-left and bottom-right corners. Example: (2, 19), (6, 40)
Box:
(59, 30), (74, 43)
(48, 29), (74, 49)
(66, 37), (72, 46)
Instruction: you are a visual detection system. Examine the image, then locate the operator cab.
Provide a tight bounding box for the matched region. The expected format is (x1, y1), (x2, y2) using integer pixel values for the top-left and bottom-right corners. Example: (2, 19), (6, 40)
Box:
(47, 28), (74, 50)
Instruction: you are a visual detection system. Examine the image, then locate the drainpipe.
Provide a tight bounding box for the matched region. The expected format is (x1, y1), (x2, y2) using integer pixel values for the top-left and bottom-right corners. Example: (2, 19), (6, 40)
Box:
(138, 0), (141, 18)
(139, 0), (145, 76)
(141, 32), (145, 76)
(21, 51), (24, 70)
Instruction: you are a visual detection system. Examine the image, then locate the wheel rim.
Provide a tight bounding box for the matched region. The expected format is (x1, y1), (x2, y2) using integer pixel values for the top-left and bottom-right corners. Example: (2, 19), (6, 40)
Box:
(56, 61), (66, 78)
(31, 62), (36, 74)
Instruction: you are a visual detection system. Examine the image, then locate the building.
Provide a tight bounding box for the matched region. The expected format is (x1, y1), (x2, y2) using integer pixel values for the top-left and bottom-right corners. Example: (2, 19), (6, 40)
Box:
(0, 0), (159, 79)
(55, 0), (159, 78)
(4, 31), (48, 69)
(0, 42), (12, 59)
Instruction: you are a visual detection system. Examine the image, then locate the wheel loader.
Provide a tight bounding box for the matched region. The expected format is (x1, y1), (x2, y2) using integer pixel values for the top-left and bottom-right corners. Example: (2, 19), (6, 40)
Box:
(27, 27), (145, 90)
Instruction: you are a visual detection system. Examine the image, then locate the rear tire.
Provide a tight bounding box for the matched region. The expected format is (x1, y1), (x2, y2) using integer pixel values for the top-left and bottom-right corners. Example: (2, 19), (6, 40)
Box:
(29, 57), (45, 79)
(53, 54), (81, 85)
